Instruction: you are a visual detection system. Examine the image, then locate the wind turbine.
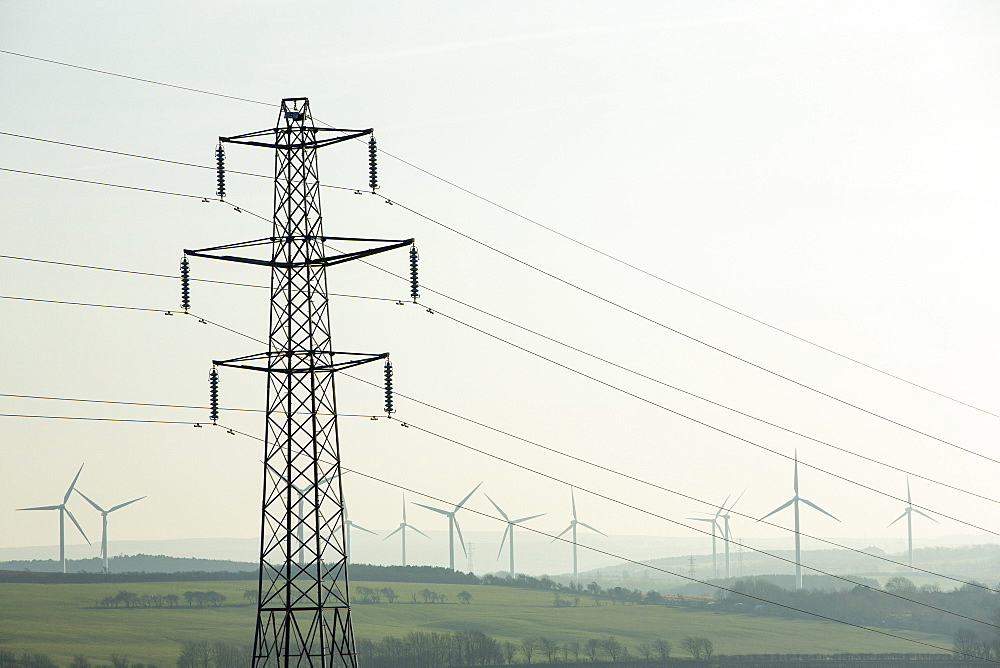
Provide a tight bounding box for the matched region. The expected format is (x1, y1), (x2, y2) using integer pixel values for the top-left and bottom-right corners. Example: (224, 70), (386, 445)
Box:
(414, 482), (482, 571)
(687, 494), (729, 579)
(17, 464), (91, 573)
(888, 478), (937, 571)
(759, 452), (839, 590)
(382, 493), (428, 566)
(343, 501), (377, 563)
(717, 490), (746, 580)
(552, 487), (606, 584)
(75, 489), (145, 574)
(291, 476), (336, 566)
(485, 493), (544, 578)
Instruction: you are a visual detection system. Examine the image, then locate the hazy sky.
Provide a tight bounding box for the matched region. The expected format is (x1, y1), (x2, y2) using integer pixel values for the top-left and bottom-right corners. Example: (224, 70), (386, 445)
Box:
(2, 2), (999, 577)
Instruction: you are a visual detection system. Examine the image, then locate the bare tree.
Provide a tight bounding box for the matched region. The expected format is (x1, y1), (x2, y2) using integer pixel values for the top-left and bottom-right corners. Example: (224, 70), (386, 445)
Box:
(600, 636), (623, 662)
(680, 636), (703, 660)
(109, 655), (129, 668)
(584, 638), (600, 662)
(638, 642), (652, 661)
(538, 637), (558, 663)
(502, 641), (518, 665)
(653, 639), (673, 661)
(520, 637), (537, 664)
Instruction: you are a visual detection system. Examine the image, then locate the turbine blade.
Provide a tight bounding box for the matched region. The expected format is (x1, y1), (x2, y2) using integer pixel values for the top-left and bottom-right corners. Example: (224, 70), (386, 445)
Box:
(382, 526), (403, 541)
(497, 525), (510, 559)
(108, 496), (146, 513)
(64, 463), (85, 504)
(402, 495), (408, 522)
(408, 524), (430, 539)
(484, 494), (508, 521)
(758, 498), (794, 522)
(512, 513), (544, 524)
(454, 519), (467, 557)
(912, 508), (938, 523)
(800, 497), (839, 521)
(352, 523), (377, 536)
(887, 509), (908, 527)
(74, 490), (105, 513)
(686, 517), (716, 523)
(413, 503), (450, 516)
(64, 508), (91, 545)
(577, 521), (606, 537)
(17, 505), (61, 511)
(906, 477), (912, 505)
(714, 494), (731, 519)
(793, 452), (799, 496)
(455, 482), (482, 511)
(551, 524), (574, 543)
(571, 487), (577, 520)
(728, 489), (747, 512)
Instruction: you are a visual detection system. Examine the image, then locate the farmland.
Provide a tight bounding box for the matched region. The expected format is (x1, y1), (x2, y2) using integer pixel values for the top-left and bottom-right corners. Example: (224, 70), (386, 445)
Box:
(0, 580), (953, 665)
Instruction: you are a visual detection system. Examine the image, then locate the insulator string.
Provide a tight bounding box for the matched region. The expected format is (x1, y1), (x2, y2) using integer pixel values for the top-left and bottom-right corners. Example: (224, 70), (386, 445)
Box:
(215, 143), (225, 200)
(208, 367), (219, 424)
(409, 245), (419, 303)
(384, 360), (394, 415)
(368, 136), (378, 192)
(180, 256), (190, 313)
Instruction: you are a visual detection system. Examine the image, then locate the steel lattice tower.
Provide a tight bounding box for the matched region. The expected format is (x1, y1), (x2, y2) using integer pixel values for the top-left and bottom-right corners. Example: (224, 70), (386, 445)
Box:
(186, 98), (413, 667)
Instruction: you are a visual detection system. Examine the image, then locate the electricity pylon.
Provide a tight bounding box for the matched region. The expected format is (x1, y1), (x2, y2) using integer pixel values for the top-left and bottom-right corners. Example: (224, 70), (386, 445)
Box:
(186, 97), (413, 667)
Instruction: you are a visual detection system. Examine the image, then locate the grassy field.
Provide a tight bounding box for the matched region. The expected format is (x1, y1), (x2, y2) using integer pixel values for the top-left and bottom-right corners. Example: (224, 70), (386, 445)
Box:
(0, 580), (953, 666)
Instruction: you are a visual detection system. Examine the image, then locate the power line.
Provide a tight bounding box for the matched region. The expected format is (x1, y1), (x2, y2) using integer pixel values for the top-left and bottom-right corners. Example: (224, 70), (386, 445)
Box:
(342, 468), (1000, 657)
(0, 130), (364, 194)
(7, 290), (996, 595)
(381, 195), (1000, 468)
(7, 133), (997, 467)
(372, 148), (1000, 423)
(0, 49), (273, 107)
(422, 302), (1000, 507)
(4, 141), (998, 571)
(5, 408), (985, 656)
(6, 230), (1000, 508)
(3, 56), (995, 429)
(7, 397), (986, 638)
(6, 288), (999, 539)
(4, 389), (996, 604)
(0, 253), (403, 303)
(0, 392), (380, 420)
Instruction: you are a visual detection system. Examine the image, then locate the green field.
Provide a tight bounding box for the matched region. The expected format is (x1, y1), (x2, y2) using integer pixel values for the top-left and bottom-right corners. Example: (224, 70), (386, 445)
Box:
(0, 580), (952, 665)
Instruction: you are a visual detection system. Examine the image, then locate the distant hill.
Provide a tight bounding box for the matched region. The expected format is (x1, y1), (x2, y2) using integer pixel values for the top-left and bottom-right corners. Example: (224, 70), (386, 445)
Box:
(0, 553), (256, 576)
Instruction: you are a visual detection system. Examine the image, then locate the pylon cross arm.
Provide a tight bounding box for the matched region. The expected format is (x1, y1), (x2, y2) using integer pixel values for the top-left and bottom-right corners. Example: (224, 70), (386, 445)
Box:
(220, 127), (372, 151)
(214, 350), (388, 374)
(185, 238), (413, 269)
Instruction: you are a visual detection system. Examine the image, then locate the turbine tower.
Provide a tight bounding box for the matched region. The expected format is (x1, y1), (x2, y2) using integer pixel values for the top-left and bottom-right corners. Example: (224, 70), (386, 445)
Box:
(343, 501), (376, 563)
(686, 494), (728, 579)
(759, 452), (839, 590)
(716, 490), (746, 580)
(485, 493), (544, 578)
(383, 493), (428, 566)
(888, 478), (936, 571)
(17, 464), (90, 573)
(552, 487), (605, 584)
(187, 97), (415, 667)
(414, 482), (481, 570)
(75, 489), (145, 574)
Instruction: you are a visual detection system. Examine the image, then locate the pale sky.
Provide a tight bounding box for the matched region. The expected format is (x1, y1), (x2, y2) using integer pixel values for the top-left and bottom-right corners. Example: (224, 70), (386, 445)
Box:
(1, 1), (999, 577)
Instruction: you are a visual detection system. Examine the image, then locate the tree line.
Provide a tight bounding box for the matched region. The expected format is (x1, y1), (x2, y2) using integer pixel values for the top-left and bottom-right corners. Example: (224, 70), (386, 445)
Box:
(714, 576), (1000, 637)
(94, 590), (226, 609)
(354, 586), (473, 604)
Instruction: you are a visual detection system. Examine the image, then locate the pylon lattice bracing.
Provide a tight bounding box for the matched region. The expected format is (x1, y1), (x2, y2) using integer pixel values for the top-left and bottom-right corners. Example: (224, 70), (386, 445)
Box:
(185, 98), (413, 667)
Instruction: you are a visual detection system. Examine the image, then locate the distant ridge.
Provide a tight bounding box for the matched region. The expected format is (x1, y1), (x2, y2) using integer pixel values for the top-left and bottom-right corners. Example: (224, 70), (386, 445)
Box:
(0, 553), (255, 577)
